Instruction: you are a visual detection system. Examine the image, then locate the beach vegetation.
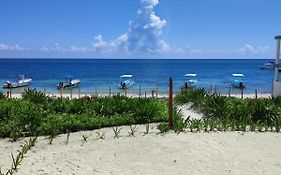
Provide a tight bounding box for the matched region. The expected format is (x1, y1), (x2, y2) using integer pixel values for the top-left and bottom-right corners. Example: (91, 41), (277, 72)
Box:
(175, 88), (281, 132)
(128, 125), (138, 137)
(144, 123), (149, 135)
(82, 134), (88, 142)
(96, 131), (106, 140)
(65, 132), (70, 145)
(0, 89), (168, 139)
(113, 126), (122, 139)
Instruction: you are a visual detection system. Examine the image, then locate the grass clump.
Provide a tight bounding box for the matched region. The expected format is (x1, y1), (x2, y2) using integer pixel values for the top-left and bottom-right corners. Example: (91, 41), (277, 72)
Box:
(113, 127), (122, 139)
(96, 131), (106, 140)
(128, 125), (138, 137)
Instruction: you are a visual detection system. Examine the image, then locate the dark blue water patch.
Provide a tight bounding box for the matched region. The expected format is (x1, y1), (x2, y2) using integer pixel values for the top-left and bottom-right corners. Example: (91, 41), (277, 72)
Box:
(0, 59), (275, 94)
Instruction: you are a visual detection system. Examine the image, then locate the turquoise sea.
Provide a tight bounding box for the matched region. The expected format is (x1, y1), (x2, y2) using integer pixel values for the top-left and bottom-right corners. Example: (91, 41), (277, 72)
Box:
(0, 59), (275, 94)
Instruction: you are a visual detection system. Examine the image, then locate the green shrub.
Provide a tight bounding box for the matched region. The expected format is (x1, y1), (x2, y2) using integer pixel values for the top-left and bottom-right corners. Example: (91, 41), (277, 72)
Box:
(22, 88), (48, 104)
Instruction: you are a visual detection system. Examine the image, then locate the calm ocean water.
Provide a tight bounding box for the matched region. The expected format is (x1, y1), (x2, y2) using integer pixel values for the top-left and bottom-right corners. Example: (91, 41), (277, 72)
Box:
(0, 59), (275, 94)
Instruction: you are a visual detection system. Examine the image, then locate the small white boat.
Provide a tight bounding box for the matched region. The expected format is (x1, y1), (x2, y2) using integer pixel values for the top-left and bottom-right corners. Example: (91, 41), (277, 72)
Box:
(183, 73), (198, 89)
(3, 75), (32, 88)
(231, 74), (245, 89)
(119, 74), (135, 89)
(259, 60), (275, 70)
(57, 75), (80, 89)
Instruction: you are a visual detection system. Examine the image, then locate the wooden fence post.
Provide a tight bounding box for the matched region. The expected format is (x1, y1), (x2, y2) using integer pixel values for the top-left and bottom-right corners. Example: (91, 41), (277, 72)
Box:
(169, 78), (173, 129)
(214, 85), (217, 94)
(78, 86), (81, 98)
(241, 88), (244, 99)
(70, 86), (73, 99)
(59, 88), (62, 98)
(109, 86), (112, 96)
(228, 86), (231, 97)
(255, 89), (258, 99)
(139, 85), (141, 97)
(156, 87), (159, 99)
(95, 87), (98, 97)
(144, 90), (147, 98)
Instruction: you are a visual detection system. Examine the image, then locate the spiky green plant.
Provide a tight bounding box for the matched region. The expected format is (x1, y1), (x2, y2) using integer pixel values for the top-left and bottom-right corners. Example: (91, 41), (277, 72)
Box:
(113, 127), (122, 139)
(203, 119), (209, 132)
(82, 135), (88, 142)
(128, 125), (138, 137)
(157, 123), (170, 133)
(11, 152), (21, 171)
(66, 132), (70, 145)
(48, 135), (56, 145)
(144, 123), (150, 135)
(275, 117), (281, 132)
(250, 123), (256, 132)
(96, 131), (106, 140)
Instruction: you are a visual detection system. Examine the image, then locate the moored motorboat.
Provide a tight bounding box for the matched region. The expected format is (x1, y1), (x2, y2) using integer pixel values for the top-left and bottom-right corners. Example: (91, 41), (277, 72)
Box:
(3, 75), (32, 88)
(57, 75), (80, 89)
(182, 73), (198, 89)
(231, 74), (245, 89)
(119, 74), (135, 89)
(259, 60), (275, 70)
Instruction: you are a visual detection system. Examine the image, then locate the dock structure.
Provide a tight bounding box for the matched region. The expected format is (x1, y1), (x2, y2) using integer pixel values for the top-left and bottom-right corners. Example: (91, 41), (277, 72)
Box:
(272, 35), (281, 97)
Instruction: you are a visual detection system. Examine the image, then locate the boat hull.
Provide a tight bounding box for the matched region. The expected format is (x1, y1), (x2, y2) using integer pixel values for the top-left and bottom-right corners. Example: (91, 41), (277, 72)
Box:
(119, 80), (135, 89)
(3, 79), (32, 89)
(57, 79), (80, 89)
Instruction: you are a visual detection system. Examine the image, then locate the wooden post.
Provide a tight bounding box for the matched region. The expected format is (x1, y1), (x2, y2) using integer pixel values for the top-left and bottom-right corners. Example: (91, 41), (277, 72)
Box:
(169, 78), (173, 129)
(156, 87), (159, 99)
(151, 90), (154, 98)
(228, 86), (231, 97)
(144, 90), (147, 98)
(255, 89), (258, 99)
(95, 87), (98, 97)
(139, 85), (141, 97)
(9, 88), (12, 98)
(241, 88), (244, 99)
(59, 88), (62, 98)
(78, 86), (81, 98)
(6, 89), (9, 98)
(214, 85), (217, 94)
(70, 86), (73, 99)
(109, 86), (112, 96)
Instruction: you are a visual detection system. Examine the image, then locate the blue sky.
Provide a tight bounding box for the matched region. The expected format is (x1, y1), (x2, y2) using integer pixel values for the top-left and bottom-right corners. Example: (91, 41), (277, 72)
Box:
(0, 0), (280, 58)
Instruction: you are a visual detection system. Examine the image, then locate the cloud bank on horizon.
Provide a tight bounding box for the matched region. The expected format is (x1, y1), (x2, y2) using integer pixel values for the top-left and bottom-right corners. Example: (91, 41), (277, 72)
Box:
(0, 0), (272, 58)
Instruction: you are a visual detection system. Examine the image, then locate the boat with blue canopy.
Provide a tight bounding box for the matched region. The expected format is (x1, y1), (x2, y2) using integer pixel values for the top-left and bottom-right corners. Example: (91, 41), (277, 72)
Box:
(183, 73), (198, 89)
(231, 73), (245, 89)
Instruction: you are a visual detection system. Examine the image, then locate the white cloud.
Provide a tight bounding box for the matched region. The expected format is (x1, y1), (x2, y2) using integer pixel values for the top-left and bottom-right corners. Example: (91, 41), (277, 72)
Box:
(0, 0), (273, 58)
(0, 43), (27, 51)
(87, 0), (169, 55)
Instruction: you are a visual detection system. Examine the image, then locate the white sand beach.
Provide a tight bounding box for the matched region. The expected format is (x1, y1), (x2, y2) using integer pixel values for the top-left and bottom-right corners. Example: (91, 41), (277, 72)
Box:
(2, 92), (273, 99)
(1, 125), (281, 175)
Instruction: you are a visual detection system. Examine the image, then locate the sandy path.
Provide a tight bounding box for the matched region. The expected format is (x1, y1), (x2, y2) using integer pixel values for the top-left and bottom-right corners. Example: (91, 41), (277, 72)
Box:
(0, 125), (278, 175)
